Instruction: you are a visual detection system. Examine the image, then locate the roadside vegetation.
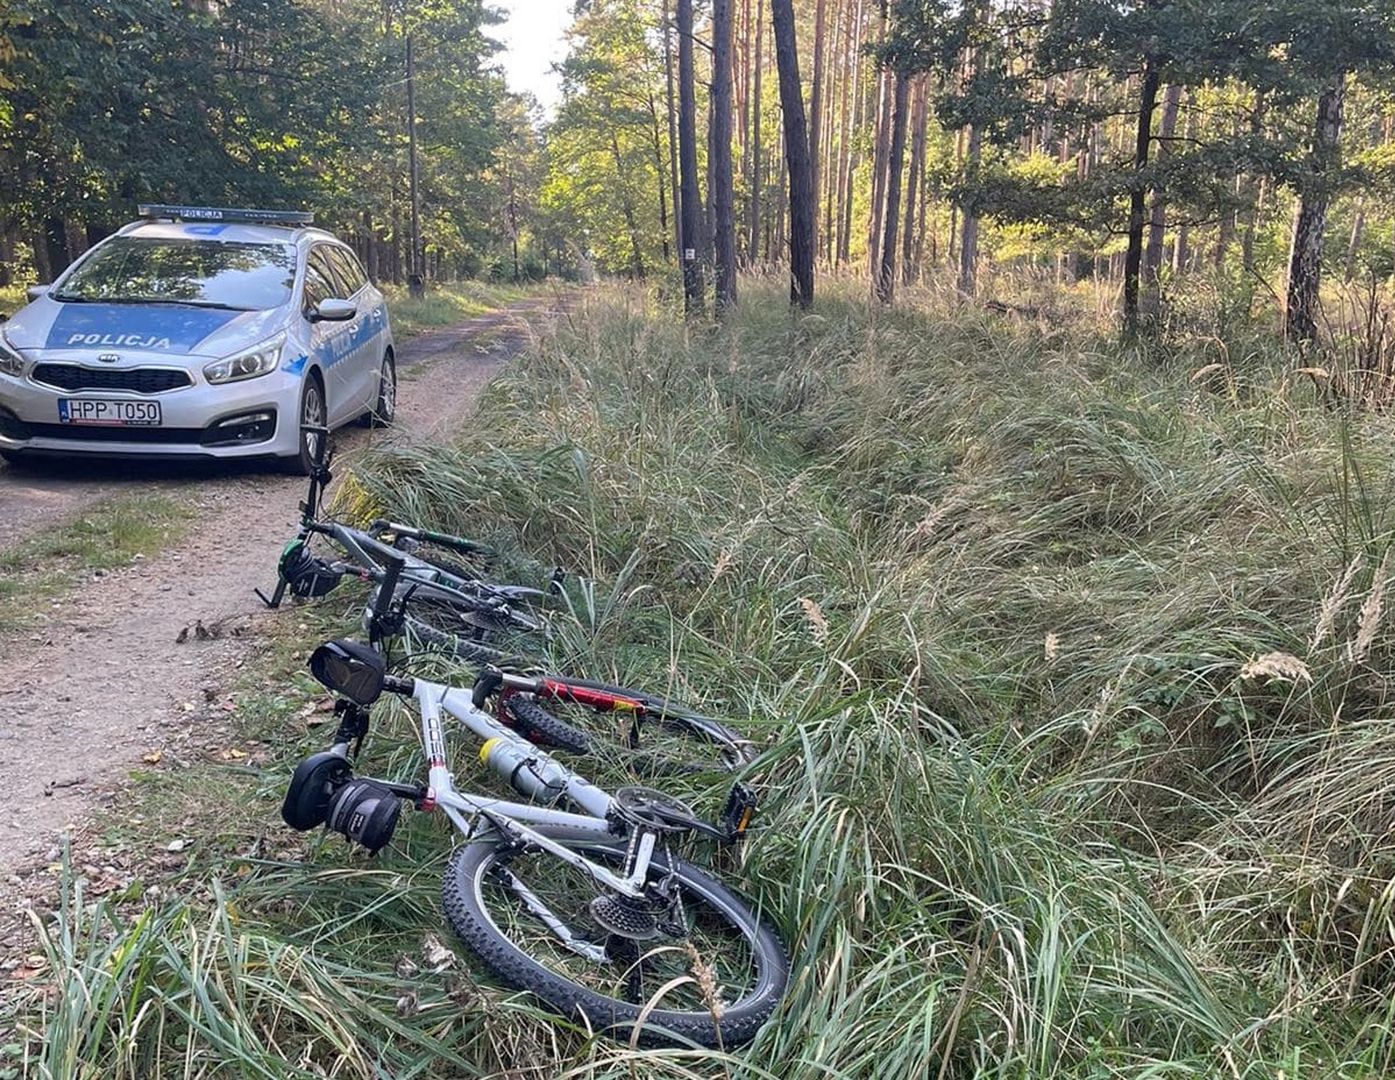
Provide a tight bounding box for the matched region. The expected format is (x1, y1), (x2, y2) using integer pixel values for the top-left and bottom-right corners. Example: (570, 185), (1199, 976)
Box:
(11, 275), (1395, 1076)
(0, 495), (195, 634)
(381, 280), (549, 339)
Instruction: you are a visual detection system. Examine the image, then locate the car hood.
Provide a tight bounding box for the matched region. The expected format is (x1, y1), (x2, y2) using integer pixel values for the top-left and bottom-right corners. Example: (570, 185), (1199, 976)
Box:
(3, 297), (287, 359)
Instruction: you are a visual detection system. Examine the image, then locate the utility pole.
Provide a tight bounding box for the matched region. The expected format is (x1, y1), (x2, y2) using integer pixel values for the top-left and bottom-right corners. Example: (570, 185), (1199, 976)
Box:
(406, 31), (424, 297)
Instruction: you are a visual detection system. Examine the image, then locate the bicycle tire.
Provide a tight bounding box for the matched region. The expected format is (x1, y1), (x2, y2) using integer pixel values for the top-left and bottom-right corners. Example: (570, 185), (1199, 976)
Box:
(392, 539), (487, 582)
(540, 676), (756, 772)
(400, 595), (542, 666)
(442, 825), (788, 1048)
(503, 695), (592, 755)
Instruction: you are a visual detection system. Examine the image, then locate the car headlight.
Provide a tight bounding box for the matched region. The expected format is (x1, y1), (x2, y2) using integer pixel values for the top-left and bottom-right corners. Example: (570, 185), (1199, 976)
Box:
(0, 330), (25, 377)
(203, 335), (285, 385)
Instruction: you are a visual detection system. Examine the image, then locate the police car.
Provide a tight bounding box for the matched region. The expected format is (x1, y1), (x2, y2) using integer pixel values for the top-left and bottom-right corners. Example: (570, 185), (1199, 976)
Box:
(0, 205), (395, 473)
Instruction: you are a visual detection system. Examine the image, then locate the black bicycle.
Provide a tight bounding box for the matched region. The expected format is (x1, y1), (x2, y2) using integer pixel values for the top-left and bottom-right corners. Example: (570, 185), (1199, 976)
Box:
(259, 425), (560, 665)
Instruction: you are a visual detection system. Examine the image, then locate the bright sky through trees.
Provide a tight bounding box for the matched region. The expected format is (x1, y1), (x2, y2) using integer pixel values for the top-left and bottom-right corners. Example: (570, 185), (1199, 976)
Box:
(494, 0), (573, 115)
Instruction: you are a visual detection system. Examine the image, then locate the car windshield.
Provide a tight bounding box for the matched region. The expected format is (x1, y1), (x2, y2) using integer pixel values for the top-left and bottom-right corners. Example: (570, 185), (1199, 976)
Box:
(52, 237), (297, 311)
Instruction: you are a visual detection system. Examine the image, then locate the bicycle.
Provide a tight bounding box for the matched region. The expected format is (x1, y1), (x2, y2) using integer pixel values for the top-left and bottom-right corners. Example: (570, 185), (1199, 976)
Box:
(283, 638), (786, 1048)
(258, 425), (559, 665)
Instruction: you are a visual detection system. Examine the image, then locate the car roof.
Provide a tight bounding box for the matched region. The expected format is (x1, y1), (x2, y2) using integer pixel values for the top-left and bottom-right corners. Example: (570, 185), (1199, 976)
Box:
(114, 220), (343, 248)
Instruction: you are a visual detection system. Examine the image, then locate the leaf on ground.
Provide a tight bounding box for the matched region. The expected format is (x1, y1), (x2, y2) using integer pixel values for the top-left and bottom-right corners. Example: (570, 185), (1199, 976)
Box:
(421, 933), (455, 972)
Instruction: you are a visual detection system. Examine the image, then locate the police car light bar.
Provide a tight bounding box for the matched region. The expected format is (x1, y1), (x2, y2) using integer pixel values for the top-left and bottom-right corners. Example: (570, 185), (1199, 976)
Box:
(137, 204), (314, 226)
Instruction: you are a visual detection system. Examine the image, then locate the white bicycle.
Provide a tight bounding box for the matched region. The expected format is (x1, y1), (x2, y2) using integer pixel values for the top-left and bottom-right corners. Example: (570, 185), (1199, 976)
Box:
(282, 639), (789, 1048)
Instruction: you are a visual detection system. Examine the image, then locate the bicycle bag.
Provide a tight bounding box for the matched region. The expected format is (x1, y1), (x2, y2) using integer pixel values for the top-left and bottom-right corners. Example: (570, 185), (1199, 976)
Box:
(279, 539), (344, 599)
(325, 778), (402, 853)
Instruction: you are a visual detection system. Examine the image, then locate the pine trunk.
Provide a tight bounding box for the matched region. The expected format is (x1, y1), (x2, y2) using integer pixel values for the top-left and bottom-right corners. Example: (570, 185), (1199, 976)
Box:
(664, 0), (683, 258)
(713, 0), (738, 313)
(809, 0), (827, 259)
(1285, 75), (1346, 344)
(747, 0), (765, 265)
(677, 0), (705, 312)
(957, 123), (981, 295)
(1122, 61), (1160, 339)
(876, 70), (910, 303)
(1140, 82), (1181, 326)
(771, 0), (815, 307)
(902, 75), (927, 285)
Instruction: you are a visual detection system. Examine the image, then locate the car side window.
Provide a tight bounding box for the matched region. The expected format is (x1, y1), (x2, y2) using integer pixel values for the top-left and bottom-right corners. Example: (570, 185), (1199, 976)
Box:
(327, 247), (367, 295)
(302, 249), (342, 315)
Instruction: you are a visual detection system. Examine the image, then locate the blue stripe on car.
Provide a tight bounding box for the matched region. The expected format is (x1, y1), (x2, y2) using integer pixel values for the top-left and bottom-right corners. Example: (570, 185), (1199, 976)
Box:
(47, 304), (241, 352)
(286, 304), (385, 374)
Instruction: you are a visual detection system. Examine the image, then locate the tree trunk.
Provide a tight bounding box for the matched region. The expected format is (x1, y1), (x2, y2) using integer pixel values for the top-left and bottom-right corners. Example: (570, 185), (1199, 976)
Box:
(664, 0), (683, 259)
(957, 123), (981, 295)
(771, 0), (815, 307)
(713, 0), (738, 314)
(903, 75), (927, 285)
(1141, 82), (1181, 326)
(747, 0), (765, 265)
(648, 94), (672, 262)
(677, 0), (705, 312)
(808, 0), (828, 260)
(1286, 75), (1346, 344)
(876, 70), (910, 303)
(610, 133), (646, 279)
(1122, 60), (1160, 339)
(838, 0), (864, 266)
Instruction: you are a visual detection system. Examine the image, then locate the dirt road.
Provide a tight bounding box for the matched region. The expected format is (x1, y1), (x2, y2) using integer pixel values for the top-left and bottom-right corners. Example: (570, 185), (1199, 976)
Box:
(0, 295), (567, 886)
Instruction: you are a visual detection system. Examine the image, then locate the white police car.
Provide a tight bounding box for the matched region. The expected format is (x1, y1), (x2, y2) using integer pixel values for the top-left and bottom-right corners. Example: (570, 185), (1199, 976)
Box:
(0, 205), (395, 473)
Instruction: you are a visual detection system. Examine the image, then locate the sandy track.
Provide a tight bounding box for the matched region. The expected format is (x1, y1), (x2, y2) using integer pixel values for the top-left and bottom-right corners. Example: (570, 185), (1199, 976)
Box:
(0, 296), (566, 884)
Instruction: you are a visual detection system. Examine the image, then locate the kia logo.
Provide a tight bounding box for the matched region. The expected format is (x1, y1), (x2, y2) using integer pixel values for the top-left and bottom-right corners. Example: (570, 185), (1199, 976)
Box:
(97, 352), (120, 364)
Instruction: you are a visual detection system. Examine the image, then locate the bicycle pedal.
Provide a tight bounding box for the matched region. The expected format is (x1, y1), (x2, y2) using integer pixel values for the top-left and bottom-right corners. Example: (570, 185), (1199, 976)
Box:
(720, 782), (758, 843)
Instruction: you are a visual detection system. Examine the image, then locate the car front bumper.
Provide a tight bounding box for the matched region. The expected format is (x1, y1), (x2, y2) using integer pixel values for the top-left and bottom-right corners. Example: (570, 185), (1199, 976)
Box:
(0, 366), (304, 460)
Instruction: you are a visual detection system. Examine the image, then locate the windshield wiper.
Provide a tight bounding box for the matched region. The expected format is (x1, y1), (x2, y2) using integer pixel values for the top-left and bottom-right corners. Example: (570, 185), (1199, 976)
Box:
(52, 295), (253, 312)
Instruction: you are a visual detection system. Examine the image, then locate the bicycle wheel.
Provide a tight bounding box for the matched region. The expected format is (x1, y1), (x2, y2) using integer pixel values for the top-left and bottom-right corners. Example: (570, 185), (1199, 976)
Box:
(392, 537), (489, 582)
(400, 593), (545, 666)
(441, 825), (788, 1048)
(504, 679), (755, 775)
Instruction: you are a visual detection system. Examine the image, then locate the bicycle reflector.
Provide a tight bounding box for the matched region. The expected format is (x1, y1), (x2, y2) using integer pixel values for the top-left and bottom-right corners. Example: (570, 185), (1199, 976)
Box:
(278, 539), (343, 599)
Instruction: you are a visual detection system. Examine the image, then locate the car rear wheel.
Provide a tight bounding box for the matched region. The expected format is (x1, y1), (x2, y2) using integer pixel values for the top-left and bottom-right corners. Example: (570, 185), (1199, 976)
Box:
(362, 353), (396, 428)
(282, 374), (326, 476)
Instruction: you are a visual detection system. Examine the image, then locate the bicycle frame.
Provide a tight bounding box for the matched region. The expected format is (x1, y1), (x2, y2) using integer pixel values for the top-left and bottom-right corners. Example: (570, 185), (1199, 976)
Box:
(407, 678), (667, 899)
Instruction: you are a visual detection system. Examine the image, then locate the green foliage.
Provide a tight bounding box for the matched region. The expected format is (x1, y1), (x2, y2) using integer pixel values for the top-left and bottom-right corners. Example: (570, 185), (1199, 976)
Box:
(0, 0), (531, 279)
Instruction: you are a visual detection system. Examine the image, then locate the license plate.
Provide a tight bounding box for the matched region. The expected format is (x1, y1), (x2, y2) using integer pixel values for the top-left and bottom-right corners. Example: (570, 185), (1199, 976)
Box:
(58, 399), (162, 426)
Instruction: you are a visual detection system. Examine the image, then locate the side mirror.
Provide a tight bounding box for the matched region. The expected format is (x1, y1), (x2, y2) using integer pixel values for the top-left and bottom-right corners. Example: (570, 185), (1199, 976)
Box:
(309, 298), (356, 323)
(309, 640), (386, 705)
(26, 285), (49, 302)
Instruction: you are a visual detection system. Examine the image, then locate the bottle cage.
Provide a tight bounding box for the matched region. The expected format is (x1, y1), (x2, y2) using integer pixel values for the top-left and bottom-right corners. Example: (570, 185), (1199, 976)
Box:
(278, 538), (345, 599)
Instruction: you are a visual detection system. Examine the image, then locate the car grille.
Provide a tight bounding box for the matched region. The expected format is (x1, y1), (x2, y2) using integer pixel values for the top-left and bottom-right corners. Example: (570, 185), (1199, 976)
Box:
(32, 363), (192, 394)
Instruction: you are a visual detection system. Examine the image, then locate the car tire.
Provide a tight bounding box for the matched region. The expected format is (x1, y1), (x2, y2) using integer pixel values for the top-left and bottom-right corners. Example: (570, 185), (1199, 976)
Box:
(361, 352), (396, 428)
(281, 372), (327, 476)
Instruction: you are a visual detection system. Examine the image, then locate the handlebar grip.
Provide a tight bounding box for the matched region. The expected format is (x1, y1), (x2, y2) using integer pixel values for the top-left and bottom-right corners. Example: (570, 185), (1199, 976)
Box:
(472, 668), (504, 709)
(384, 674), (416, 695)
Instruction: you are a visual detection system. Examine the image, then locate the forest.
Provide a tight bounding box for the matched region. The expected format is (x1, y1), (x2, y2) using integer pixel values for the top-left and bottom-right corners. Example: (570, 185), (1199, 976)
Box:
(7, 0), (1395, 347)
(14, 1), (1395, 1077)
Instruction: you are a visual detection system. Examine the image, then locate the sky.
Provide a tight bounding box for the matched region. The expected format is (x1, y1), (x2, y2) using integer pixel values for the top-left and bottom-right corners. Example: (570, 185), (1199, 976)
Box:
(493, 0), (574, 117)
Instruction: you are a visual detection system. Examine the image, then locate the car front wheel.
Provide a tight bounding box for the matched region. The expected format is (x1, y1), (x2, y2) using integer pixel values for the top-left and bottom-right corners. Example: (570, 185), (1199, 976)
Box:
(282, 374), (327, 476)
